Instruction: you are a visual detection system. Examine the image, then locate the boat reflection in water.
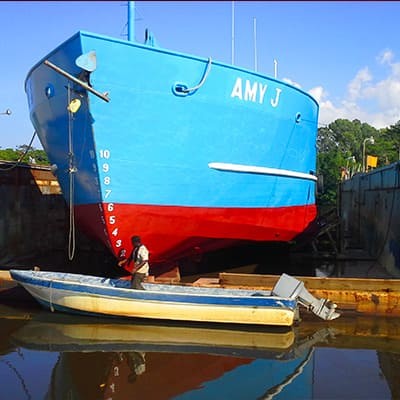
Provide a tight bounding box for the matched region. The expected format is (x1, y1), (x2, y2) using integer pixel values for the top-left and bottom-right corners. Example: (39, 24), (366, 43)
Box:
(1, 308), (399, 399)
(6, 311), (326, 400)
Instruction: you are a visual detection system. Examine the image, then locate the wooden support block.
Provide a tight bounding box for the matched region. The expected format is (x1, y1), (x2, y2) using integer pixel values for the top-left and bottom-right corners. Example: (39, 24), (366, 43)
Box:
(155, 266), (181, 283)
(0, 271), (12, 281)
(192, 278), (220, 287)
(0, 270), (17, 292)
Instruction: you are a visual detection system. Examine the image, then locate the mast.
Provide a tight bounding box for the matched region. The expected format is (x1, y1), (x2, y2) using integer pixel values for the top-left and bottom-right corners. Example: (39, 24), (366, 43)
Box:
(253, 17), (257, 72)
(231, 1), (235, 65)
(128, 1), (135, 42)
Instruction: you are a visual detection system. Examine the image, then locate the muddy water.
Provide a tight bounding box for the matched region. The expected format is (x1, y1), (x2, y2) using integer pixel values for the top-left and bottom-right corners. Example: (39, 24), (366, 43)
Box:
(1, 256), (399, 399)
(0, 299), (398, 400)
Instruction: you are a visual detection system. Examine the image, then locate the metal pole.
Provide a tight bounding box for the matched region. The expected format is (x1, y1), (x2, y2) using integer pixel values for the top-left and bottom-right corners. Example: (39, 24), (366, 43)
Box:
(231, 1), (235, 65)
(362, 139), (366, 172)
(362, 137), (374, 172)
(253, 18), (257, 72)
(44, 60), (110, 102)
(128, 1), (135, 42)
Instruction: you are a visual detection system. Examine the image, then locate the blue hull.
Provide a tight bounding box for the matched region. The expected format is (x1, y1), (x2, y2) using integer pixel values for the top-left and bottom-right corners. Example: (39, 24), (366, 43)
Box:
(25, 31), (319, 263)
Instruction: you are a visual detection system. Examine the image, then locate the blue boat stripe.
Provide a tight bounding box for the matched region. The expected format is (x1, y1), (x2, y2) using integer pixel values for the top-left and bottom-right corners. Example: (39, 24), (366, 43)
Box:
(39, 280), (293, 307)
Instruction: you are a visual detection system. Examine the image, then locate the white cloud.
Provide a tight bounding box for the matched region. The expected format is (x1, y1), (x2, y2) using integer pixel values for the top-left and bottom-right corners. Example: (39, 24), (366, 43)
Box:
(347, 67), (372, 101)
(282, 77), (301, 89)
(308, 50), (400, 129)
(377, 49), (394, 65)
(308, 86), (324, 103)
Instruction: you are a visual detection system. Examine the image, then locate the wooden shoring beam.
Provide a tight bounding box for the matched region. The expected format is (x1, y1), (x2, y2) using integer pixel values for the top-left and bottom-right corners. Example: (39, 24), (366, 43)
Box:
(219, 273), (400, 316)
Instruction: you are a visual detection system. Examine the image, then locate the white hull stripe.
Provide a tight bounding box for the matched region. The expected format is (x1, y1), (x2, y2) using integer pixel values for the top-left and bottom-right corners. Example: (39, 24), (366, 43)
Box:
(208, 162), (317, 182)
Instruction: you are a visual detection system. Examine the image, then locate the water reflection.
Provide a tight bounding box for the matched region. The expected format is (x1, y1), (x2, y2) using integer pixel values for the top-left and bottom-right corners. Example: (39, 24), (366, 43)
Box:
(48, 351), (147, 399)
(0, 304), (398, 399)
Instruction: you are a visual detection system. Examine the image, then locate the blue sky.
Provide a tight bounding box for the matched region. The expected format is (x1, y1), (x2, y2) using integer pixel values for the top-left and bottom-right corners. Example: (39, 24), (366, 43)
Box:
(1, 1), (400, 149)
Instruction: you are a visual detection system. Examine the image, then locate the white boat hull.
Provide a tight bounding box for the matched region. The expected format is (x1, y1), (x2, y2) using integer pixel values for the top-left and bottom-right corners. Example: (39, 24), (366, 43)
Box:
(22, 282), (295, 326)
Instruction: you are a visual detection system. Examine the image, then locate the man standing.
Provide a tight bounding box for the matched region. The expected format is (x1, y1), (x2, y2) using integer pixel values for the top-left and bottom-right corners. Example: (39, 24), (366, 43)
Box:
(118, 236), (149, 289)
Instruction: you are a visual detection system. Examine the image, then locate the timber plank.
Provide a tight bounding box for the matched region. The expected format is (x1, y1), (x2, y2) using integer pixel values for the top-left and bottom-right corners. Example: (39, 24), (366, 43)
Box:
(220, 273), (400, 291)
(219, 272), (400, 316)
(0, 270), (17, 291)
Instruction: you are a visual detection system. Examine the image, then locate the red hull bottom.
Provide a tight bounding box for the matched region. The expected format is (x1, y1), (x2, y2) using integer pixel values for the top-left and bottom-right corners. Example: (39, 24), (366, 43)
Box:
(75, 203), (317, 266)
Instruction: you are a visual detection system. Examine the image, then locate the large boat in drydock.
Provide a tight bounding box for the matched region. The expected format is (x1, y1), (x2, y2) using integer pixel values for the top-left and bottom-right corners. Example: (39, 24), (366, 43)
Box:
(24, 2), (319, 269)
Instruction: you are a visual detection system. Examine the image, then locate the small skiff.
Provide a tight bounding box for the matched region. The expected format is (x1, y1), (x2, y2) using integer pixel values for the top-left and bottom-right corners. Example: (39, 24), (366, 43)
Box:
(9, 270), (339, 327)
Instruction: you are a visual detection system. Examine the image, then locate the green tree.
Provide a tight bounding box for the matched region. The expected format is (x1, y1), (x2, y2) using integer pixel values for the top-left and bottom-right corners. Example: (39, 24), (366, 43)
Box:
(377, 121), (400, 163)
(0, 145), (49, 164)
(317, 119), (381, 206)
(0, 148), (20, 161)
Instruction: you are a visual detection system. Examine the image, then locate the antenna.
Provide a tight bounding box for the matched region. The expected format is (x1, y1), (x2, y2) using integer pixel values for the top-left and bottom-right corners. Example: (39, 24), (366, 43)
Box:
(274, 59), (278, 79)
(231, 1), (235, 65)
(253, 18), (257, 72)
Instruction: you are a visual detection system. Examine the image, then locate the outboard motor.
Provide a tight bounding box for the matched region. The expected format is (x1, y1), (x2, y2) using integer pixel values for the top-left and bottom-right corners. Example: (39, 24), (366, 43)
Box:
(272, 273), (340, 321)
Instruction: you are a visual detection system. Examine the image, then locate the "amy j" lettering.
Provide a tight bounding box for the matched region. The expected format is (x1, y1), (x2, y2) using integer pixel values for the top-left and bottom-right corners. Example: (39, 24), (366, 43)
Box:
(230, 77), (282, 108)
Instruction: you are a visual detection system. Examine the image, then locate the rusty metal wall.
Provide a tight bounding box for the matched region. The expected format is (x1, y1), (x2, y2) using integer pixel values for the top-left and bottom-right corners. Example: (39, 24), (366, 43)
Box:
(339, 162), (400, 277)
(0, 162), (118, 274)
(0, 162), (66, 266)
